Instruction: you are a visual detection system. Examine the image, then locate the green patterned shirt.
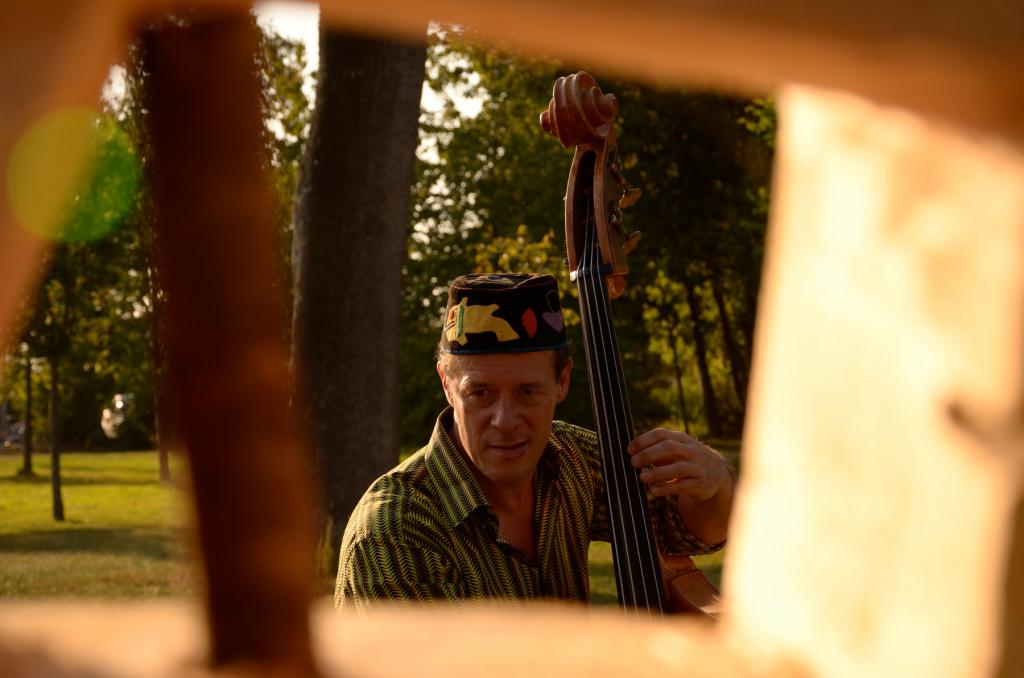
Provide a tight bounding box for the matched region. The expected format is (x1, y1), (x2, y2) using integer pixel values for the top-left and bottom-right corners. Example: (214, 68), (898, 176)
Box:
(334, 408), (720, 609)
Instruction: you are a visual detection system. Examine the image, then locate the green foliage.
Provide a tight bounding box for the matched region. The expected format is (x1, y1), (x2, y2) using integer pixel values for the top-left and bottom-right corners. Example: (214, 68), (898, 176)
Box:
(1, 23), (312, 453)
(738, 97), (778, 150)
(5, 108), (141, 244)
(402, 31), (775, 442)
(58, 114), (142, 243)
(3, 22), (768, 465)
(15, 193), (155, 450)
(257, 25), (313, 326)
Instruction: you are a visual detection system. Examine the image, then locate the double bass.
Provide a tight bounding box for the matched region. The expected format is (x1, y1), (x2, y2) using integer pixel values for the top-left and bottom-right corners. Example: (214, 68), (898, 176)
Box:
(540, 72), (722, 618)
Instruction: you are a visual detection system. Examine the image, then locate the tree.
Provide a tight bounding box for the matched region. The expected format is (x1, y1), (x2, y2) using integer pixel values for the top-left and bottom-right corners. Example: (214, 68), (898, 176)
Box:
(23, 248), (78, 520)
(404, 33), (774, 439)
(257, 23), (314, 330)
(19, 345), (34, 475)
(0, 17), (313, 494)
(99, 19), (313, 481)
(291, 27), (426, 567)
(15, 106), (145, 517)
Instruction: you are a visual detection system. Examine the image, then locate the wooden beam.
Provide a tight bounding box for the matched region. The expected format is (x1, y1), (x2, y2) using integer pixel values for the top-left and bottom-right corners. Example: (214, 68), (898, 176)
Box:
(143, 13), (317, 674)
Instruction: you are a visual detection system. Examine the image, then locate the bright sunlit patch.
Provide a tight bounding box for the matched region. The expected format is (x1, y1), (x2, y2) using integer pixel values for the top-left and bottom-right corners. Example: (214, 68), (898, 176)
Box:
(7, 107), (140, 242)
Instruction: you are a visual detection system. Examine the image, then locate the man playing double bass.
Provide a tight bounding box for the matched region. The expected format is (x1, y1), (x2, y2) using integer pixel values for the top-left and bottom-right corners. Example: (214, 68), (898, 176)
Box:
(334, 272), (734, 609)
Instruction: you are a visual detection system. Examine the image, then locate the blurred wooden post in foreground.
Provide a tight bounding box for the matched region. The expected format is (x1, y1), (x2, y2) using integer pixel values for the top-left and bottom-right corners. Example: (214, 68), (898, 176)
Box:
(142, 14), (316, 675)
(724, 85), (1024, 678)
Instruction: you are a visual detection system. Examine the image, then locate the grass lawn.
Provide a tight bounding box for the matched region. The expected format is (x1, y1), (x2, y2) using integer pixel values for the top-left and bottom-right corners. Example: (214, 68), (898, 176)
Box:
(0, 451), (726, 605)
(587, 543), (725, 606)
(0, 451), (196, 598)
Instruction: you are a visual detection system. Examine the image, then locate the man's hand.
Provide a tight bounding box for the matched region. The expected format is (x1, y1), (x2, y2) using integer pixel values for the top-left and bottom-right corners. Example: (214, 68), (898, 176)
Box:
(627, 428), (734, 545)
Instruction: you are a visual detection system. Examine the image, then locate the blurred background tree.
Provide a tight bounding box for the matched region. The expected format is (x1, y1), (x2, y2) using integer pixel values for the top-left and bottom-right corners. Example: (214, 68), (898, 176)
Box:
(291, 26), (426, 571)
(1, 19), (311, 527)
(401, 30), (774, 447)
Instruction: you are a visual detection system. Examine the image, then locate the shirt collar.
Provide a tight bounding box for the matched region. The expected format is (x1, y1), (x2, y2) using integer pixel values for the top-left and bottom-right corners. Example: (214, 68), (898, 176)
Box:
(424, 407), (491, 528)
(424, 407), (562, 528)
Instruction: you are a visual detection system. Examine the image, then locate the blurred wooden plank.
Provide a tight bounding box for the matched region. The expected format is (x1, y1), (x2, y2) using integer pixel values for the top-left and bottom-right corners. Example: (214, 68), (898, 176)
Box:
(318, 0), (1024, 132)
(0, 601), (749, 678)
(142, 13), (316, 675)
(0, 1), (131, 358)
(727, 84), (1024, 678)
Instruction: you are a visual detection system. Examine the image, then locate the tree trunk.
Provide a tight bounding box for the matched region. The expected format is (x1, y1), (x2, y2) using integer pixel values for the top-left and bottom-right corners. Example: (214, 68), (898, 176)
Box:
(737, 279), (758, 376)
(48, 356), (64, 521)
(153, 296), (173, 483)
(152, 287), (173, 484)
(20, 351), (33, 475)
(682, 279), (723, 438)
(667, 324), (691, 434)
(291, 28), (426, 563)
(709, 273), (749, 411)
(155, 404), (171, 482)
(143, 206), (172, 483)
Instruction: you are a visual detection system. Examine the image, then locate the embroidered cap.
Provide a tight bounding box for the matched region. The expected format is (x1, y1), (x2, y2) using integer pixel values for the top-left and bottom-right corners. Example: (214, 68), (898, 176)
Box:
(440, 273), (567, 355)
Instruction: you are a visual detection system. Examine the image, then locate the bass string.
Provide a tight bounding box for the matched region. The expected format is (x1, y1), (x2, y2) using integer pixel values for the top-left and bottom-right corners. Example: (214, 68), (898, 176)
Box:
(583, 241), (664, 615)
(578, 223), (662, 615)
(576, 231), (640, 611)
(577, 198), (666, 615)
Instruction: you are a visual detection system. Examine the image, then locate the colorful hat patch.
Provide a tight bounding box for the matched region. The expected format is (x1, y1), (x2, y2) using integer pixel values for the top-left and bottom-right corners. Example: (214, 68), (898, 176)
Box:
(439, 273), (567, 355)
(445, 299), (519, 346)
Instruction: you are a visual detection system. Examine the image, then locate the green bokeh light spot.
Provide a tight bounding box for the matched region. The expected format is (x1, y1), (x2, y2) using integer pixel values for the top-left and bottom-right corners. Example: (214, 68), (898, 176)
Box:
(7, 108), (142, 243)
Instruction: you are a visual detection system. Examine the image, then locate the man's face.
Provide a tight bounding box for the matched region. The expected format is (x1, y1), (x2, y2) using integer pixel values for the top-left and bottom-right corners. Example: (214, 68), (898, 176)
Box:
(438, 351), (571, 491)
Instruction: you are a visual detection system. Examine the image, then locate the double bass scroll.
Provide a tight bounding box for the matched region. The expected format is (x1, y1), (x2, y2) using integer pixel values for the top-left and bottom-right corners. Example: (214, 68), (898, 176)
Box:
(540, 71), (722, 619)
(539, 72), (641, 300)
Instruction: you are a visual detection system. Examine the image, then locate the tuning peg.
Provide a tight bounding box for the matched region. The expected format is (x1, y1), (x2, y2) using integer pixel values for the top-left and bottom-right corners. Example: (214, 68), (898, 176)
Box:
(619, 187), (642, 209)
(607, 201), (622, 225)
(623, 231), (641, 255)
(608, 151), (641, 209)
(607, 274), (626, 300)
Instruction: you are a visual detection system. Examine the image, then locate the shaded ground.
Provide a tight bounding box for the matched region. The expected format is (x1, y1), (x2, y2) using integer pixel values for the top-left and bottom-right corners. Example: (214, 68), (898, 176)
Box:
(0, 451), (197, 598)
